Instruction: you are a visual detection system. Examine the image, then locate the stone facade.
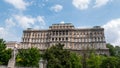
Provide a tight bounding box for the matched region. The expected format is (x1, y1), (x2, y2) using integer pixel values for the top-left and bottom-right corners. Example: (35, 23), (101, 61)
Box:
(6, 41), (20, 50)
(21, 23), (109, 55)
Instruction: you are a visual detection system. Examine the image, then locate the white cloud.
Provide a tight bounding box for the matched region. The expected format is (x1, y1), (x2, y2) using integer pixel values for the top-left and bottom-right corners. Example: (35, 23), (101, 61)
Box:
(72, 0), (111, 10)
(93, 0), (110, 8)
(72, 0), (90, 10)
(60, 21), (65, 24)
(37, 16), (45, 25)
(4, 0), (29, 11)
(0, 27), (7, 38)
(103, 18), (120, 46)
(0, 14), (46, 41)
(13, 15), (46, 29)
(5, 18), (16, 28)
(14, 15), (35, 28)
(50, 4), (63, 12)
(0, 25), (19, 42)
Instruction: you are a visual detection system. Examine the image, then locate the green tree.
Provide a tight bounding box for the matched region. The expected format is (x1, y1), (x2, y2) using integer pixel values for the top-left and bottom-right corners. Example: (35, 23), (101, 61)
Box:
(1, 49), (12, 65)
(0, 39), (12, 65)
(70, 52), (82, 68)
(116, 57), (120, 68)
(0, 39), (6, 50)
(43, 43), (82, 68)
(106, 43), (115, 56)
(87, 53), (102, 68)
(16, 47), (41, 67)
(114, 46), (120, 57)
(100, 56), (118, 68)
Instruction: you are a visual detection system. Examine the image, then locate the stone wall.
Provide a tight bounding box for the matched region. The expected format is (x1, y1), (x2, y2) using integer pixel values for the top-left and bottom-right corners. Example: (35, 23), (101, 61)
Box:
(0, 65), (7, 68)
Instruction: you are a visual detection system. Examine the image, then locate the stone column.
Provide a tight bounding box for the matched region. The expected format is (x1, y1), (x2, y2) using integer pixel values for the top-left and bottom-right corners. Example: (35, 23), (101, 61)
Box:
(39, 59), (44, 68)
(44, 60), (47, 68)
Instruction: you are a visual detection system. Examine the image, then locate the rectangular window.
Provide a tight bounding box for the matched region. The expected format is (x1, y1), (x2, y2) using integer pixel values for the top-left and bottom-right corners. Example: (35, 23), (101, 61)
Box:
(66, 37), (68, 41)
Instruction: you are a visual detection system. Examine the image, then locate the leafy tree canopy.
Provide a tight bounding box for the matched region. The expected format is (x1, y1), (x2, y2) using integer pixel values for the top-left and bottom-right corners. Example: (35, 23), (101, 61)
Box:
(43, 43), (82, 68)
(100, 56), (119, 68)
(87, 53), (103, 68)
(16, 47), (41, 67)
(0, 39), (12, 65)
(106, 43), (115, 56)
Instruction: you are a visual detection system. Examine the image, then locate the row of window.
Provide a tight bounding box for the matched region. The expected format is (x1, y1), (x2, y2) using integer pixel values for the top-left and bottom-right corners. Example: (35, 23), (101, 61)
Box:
(22, 43), (106, 49)
(23, 31), (104, 38)
(21, 44), (48, 49)
(74, 37), (105, 42)
(22, 37), (105, 43)
(52, 37), (68, 41)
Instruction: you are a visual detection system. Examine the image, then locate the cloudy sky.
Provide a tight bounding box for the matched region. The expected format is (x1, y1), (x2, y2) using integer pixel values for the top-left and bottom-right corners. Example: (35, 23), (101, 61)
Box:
(0, 0), (120, 46)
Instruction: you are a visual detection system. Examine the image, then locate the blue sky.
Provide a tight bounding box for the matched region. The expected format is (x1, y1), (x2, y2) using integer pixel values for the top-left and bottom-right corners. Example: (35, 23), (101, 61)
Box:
(0, 0), (120, 46)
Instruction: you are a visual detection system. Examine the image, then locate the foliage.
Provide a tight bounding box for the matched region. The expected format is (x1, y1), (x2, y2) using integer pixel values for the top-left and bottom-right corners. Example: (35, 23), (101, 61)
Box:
(0, 39), (12, 65)
(116, 57), (120, 68)
(100, 56), (119, 68)
(114, 46), (120, 57)
(43, 43), (82, 68)
(1, 38), (120, 68)
(87, 53), (102, 68)
(16, 47), (41, 67)
(0, 39), (6, 50)
(106, 43), (115, 56)
(1, 49), (12, 65)
(70, 52), (82, 68)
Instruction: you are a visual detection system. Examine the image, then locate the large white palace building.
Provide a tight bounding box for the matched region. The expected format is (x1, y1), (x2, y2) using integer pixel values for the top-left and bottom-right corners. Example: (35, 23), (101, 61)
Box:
(20, 23), (109, 55)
